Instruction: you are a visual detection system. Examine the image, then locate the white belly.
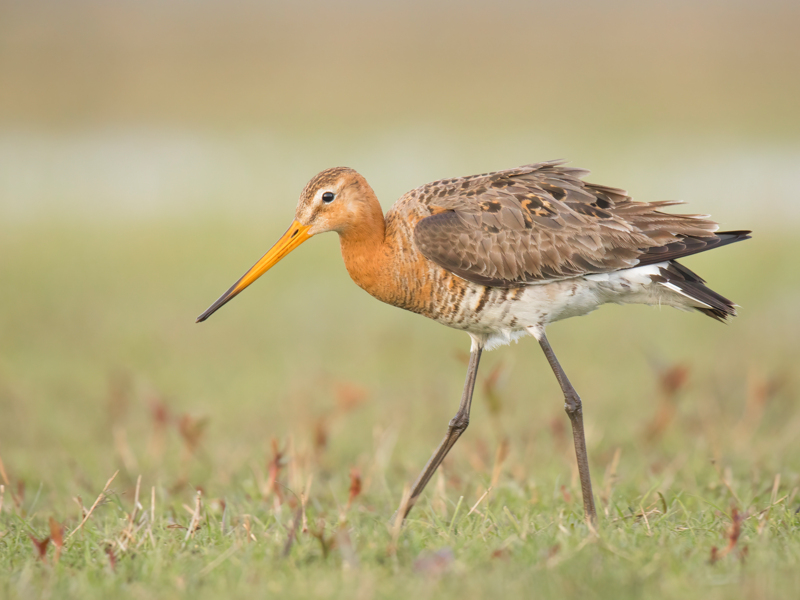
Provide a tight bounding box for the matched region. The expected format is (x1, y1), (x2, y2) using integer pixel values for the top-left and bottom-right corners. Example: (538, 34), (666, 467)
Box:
(464, 262), (699, 350)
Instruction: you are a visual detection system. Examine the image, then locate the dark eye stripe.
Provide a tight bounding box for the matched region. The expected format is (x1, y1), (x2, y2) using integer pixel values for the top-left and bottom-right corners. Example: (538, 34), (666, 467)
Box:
(322, 192), (335, 203)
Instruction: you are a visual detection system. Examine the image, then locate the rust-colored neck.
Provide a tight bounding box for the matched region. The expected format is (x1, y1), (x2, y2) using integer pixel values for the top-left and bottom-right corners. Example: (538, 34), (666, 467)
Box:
(337, 185), (392, 299)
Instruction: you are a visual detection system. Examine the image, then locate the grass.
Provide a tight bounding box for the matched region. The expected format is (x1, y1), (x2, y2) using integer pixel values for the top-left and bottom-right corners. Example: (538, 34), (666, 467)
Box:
(1, 216), (799, 599)
(3, 1), (799, 594)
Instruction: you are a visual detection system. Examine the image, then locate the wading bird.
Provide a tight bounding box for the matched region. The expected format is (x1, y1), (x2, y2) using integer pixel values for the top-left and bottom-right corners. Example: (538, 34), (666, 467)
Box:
(197, 161), (749, 523)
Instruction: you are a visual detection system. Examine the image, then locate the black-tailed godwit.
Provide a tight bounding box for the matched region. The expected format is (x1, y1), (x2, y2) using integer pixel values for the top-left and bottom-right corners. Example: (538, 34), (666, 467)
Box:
(197, 160), (750, 523)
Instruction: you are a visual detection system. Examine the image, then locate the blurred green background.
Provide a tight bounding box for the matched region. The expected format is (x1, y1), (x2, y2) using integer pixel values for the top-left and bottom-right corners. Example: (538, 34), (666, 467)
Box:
(1, 0), (799, 520)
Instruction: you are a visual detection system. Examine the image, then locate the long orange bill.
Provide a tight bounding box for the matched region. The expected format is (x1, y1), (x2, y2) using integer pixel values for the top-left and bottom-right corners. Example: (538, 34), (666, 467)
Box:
(196, 220), (312, 323)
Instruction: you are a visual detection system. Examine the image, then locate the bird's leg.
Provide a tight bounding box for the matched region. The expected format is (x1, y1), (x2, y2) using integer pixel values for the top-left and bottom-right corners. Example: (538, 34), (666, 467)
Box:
(399, 346), (483, 519)
(537, 332), (597, 524)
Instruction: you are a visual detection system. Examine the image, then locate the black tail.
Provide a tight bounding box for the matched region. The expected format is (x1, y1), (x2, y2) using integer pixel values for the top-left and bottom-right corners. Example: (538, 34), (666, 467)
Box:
(645, 229), (750, 322)
(652, 261), (738, 322)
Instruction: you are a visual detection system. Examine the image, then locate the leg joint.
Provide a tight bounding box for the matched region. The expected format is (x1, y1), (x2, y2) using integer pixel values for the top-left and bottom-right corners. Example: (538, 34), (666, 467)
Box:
(563, 390), (582, 416)
(448, 413), (469, 434)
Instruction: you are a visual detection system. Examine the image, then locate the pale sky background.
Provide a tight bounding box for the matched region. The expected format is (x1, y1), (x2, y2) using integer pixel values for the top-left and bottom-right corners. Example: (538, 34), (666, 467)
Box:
(1, 0), (798, 226)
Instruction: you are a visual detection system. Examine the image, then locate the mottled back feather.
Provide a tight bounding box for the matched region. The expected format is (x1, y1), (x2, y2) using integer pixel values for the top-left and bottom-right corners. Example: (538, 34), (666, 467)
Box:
(412, 160), (742, 287)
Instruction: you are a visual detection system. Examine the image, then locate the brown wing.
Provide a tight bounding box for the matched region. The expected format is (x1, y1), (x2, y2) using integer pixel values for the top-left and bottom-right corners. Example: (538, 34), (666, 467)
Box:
(412, 161), (728, 287)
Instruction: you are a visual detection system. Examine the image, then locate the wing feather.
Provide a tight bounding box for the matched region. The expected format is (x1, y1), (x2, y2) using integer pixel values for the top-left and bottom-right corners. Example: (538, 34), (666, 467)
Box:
(412, 161), (739, 287)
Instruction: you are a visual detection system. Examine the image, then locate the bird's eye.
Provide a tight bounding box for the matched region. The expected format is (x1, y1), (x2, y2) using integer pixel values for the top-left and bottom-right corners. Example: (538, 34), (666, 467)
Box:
(322, 192), (335, 203)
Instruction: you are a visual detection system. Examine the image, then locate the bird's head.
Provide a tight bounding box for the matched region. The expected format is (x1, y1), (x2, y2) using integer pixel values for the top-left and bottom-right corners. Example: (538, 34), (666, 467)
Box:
(196, 167), (376, 323)
(294, 167), (376, 235)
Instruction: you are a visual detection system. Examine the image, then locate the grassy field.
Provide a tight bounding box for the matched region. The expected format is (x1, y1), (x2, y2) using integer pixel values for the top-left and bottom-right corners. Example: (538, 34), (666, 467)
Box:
(1, 216), (799, 599)
(2, 0), (800, 597)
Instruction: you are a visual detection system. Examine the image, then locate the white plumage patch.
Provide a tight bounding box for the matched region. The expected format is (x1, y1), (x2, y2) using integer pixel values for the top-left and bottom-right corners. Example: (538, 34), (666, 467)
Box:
(657, 281), (712, 307)
(483, 329), (529, 351)
(464, 261), (719, 351)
